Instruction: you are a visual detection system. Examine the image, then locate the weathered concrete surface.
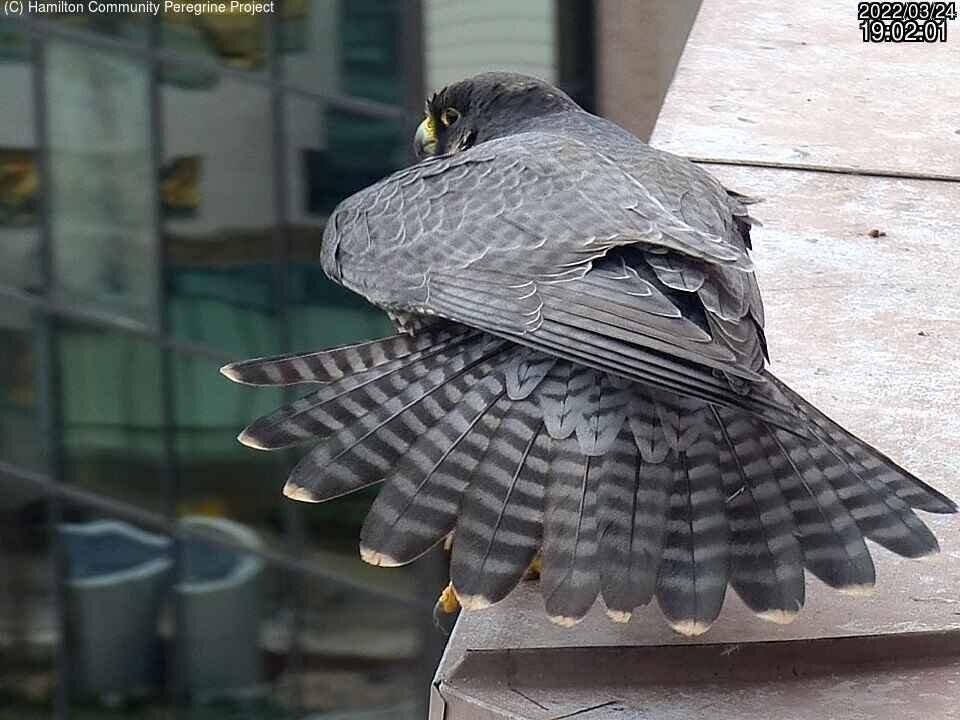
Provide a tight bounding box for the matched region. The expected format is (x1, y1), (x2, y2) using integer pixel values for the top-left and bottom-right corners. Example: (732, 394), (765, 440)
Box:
(594, 0), (702, 140)
(653, 0), (960, 178)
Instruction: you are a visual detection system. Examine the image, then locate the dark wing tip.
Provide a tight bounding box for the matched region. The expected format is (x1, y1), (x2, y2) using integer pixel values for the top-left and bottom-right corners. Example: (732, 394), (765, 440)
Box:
(920, 488), (958, 515)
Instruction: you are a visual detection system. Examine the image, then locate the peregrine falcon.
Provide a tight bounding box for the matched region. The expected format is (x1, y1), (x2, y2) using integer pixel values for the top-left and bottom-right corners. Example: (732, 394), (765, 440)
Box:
(222, 73), (955, 635)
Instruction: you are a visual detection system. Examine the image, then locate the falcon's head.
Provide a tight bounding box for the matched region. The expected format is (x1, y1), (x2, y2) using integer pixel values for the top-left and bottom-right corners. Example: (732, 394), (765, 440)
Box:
(414, 72), (580, 160)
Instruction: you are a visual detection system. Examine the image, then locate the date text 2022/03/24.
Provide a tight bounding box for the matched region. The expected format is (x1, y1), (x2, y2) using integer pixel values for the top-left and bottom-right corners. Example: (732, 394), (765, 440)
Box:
(859, 1), (956, 42)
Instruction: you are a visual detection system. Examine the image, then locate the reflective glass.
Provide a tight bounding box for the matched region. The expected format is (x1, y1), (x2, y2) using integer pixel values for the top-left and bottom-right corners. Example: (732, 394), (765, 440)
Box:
(173, 522), (276, 715)
(284, 259), (393, 378)
(162, 70), (277, 352)
(51, 8), (150, 43)
(293, 562), (425, 718)
(58, 322), (169, 513)
(335, 0), (406, 105)
(46, 41), (156, 322)
(285, 96), (405, 226)
(161, 4), (270, 77)
(0, 304), (42, 472)
(284, 1), (408, 104)
(173, 351), (286, 543)
(0, 483), (59, 714)
(283, 98), (396, 354)
(282, 0), (338, 96)
(161, 68), (287, 535)
(0, 25), (41, 293)
(57, 505), (175, 717)
(424, 0), (557, 92)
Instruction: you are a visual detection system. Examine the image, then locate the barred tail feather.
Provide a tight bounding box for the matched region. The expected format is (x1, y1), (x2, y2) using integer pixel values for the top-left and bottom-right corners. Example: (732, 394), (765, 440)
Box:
(220, 327), (472, 386)
(655, 444), (730, 636)
(283, 338), (508, 503)
(237, 332), (486, 450)
(714, 408), (804, 622)
(597, 428), (668, 621)
(769, 375), (955, 514)
(223, 329), (954, 634)
(451, 406), (547, 608)
(788, 435), (939, 559)
(762, 423), (876, 592)
(540, 436), (601, 626)
(359, 375), (508, 566)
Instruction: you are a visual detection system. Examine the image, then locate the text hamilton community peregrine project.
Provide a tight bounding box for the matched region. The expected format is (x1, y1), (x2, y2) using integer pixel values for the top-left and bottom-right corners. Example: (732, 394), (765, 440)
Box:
(27, 0), (275, 14)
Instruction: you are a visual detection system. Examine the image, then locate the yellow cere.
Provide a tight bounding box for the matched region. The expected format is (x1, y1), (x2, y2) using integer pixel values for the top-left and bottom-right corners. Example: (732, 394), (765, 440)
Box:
(422, 114), (438, 143)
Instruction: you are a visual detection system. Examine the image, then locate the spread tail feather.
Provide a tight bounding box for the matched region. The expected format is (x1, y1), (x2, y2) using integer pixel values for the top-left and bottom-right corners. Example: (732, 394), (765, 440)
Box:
(224, 329), (954, 634)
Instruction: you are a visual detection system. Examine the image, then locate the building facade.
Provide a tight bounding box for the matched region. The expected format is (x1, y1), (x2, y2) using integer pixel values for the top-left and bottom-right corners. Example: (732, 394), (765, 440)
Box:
(0, 1), (696, 717)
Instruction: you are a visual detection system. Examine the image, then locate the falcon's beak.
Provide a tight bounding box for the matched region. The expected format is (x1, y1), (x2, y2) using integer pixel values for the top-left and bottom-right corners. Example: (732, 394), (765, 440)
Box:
(414, 116), (439, 159)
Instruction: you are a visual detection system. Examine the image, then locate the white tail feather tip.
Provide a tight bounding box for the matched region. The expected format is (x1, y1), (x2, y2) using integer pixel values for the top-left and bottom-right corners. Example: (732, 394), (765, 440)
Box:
(359, 545), (403, 567)
(548, 614), (583, 628)
(669, 619), (712, 636)
(283, 482), (321, 503)
(237, 430), (270, 450)
(756, 609), (799, 625)
(837, 583), (876, 597)
(456, 591), (493, 611)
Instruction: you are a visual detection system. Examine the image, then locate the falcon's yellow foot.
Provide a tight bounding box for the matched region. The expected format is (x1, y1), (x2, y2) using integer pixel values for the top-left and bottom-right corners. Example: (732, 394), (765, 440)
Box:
(523, 554), (542, 581)
(435, 582), (461, 615)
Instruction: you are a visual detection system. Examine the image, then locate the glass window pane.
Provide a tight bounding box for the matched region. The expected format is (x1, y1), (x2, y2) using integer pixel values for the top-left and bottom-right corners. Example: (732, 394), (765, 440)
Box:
(161, 6), (269, 77)
(286, 261), (392, 352)
(59, 322), (169, 513)
(284, 0), (408, 105)
(0, 304), (42, 472)
(287, 97), (405, 223)
(51, 9), (150, 43)
(282, 0), (339, 96)
(0, 485), (59, 715)
(0, 25), (41, 293)
(176, 532), (288, 716)
(46, 41), (156, 322)
(58, 504), (175, 716)
(285, 47), (408, 353)
(337, 0), (406, 105)
(284, 98), (398, 352)
(296, 562), (425, 717)
(285, 96), (391, 349)
(173, 352), (286, 543)
(424, 0), (557, 92)
(162, 70), (277, 350)
(556, 0), (596, 110)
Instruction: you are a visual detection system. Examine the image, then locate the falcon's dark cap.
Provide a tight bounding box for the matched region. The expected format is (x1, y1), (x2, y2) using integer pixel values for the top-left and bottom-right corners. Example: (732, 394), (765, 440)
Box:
(415, 72), (582, 159)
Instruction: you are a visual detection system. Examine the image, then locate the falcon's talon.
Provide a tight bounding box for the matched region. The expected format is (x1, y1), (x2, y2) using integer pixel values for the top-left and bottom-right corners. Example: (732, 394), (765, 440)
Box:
(435, 583), (461, 615)
(523, 555), (542, 581)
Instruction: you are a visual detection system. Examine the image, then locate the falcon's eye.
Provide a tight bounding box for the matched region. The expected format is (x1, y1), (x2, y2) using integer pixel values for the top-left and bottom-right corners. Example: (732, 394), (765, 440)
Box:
(440, 108), (461, 127)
